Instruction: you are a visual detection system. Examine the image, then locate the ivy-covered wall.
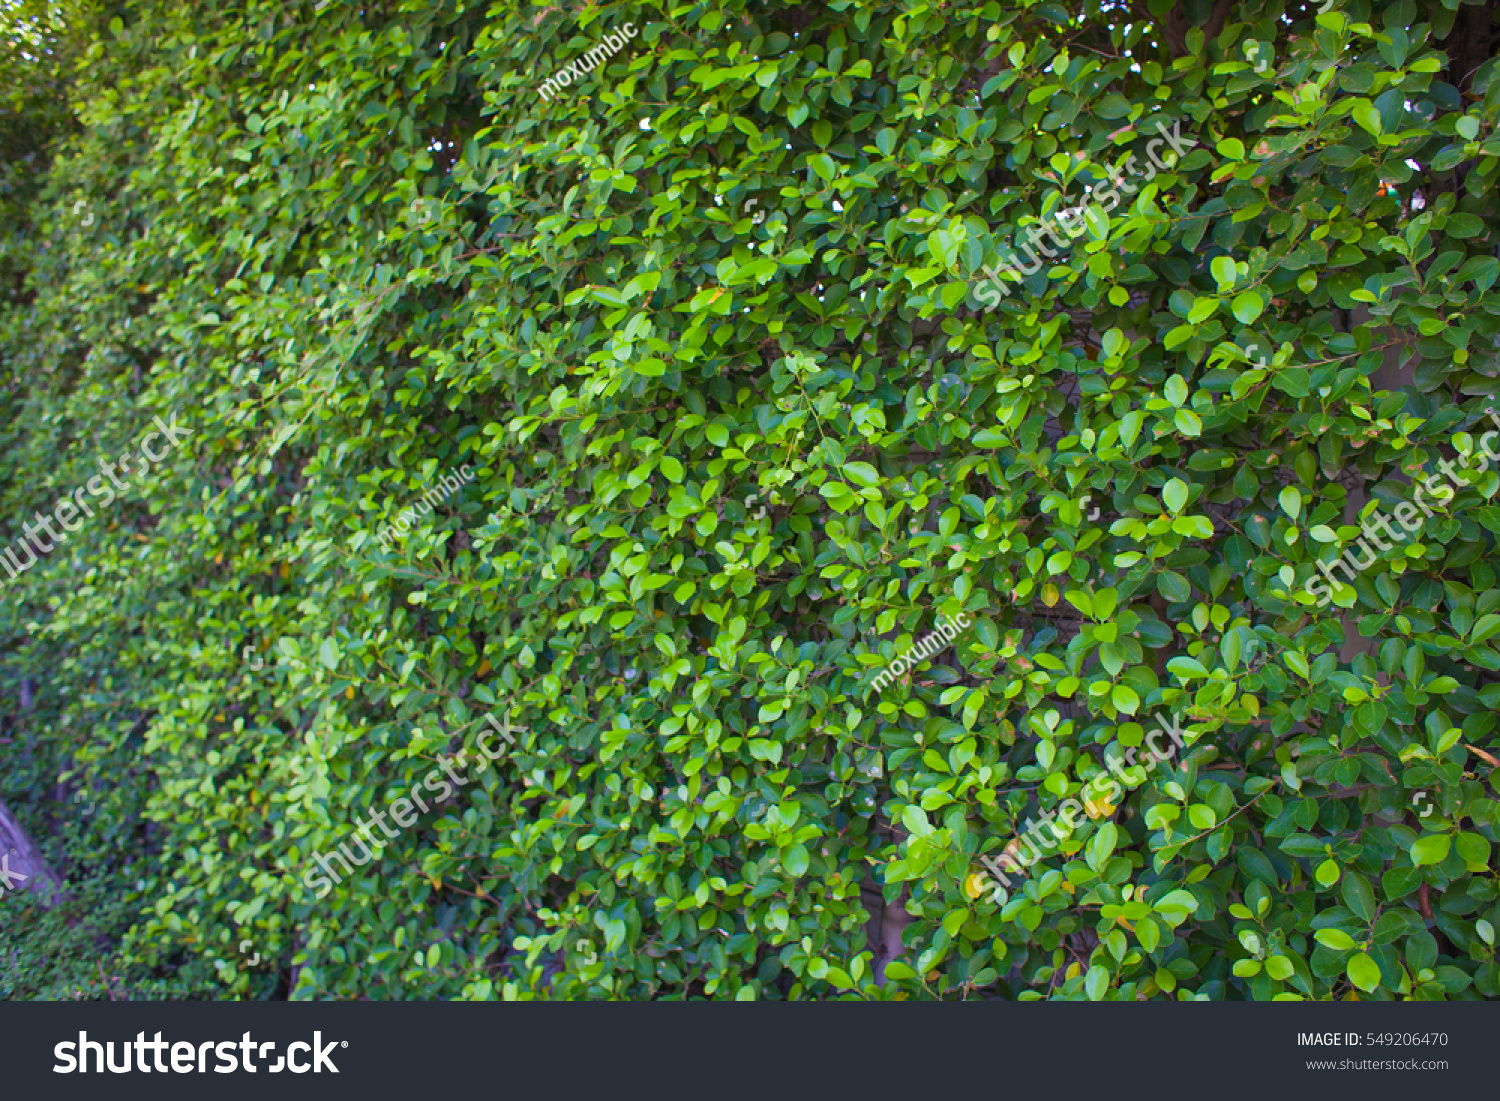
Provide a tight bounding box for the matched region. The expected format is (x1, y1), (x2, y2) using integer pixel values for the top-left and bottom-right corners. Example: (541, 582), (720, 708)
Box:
(2, 0), (1498, 1000)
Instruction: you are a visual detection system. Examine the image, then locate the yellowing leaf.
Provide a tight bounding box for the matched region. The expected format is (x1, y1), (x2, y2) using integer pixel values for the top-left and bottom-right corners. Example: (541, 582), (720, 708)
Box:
(1041, 583), (1060, 607)
(1465, 742), (1500, 768)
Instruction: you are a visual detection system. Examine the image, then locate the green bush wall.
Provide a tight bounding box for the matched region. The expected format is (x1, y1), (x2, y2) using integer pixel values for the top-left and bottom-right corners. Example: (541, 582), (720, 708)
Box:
(1, 0), (1498, 1000)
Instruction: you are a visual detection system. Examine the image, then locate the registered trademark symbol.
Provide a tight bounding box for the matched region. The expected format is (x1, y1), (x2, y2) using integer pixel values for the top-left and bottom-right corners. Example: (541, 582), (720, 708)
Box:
(342, 1041), (349, 1047)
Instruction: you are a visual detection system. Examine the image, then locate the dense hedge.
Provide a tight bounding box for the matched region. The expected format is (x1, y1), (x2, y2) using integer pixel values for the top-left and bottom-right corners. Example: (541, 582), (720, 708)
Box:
(2, 0), (1499, 1000)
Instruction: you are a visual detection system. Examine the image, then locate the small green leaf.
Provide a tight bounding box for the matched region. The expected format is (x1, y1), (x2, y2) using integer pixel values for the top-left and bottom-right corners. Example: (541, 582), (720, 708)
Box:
(783, 843), (810, 877)
(1211, 256), (1237, 290)
(1174, 408), (1203, 437)
(1352, 100), (1382, 136)
(1088, 822), (1119, 870)
(1314, 928), (1356, 951)
(1279, 486), (1302, 519)
(1342, 872), (1375, 921)
(1231, 291), (1264, 324)
(1167, 656), (1208, 679)
(1162, 478), (1189, 514)
(1455, 832), (1490, 867)
(1347, 952), (1382, 992)
(1410, 834), (1451, 866)
(1111, 684), (1140, 714)
(818, 482), (858, 513)
(1155, 889), (1199, 916)
(1315, 858), (1341, 887)
(1447, 213), (1484, 239)
(1470, 613), (1500, 645)
(901, 805), (930, 836)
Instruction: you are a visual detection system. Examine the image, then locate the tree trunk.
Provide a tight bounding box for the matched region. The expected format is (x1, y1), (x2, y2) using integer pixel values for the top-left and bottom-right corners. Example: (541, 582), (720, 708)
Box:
(0, 799), (67, 908)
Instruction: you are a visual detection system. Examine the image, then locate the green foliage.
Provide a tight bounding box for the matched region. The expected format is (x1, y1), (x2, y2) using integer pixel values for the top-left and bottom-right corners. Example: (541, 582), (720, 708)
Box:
(0, 865), (223, 1001)
(1, 0), (1498, 1001)
(0, 0), (93, 299)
